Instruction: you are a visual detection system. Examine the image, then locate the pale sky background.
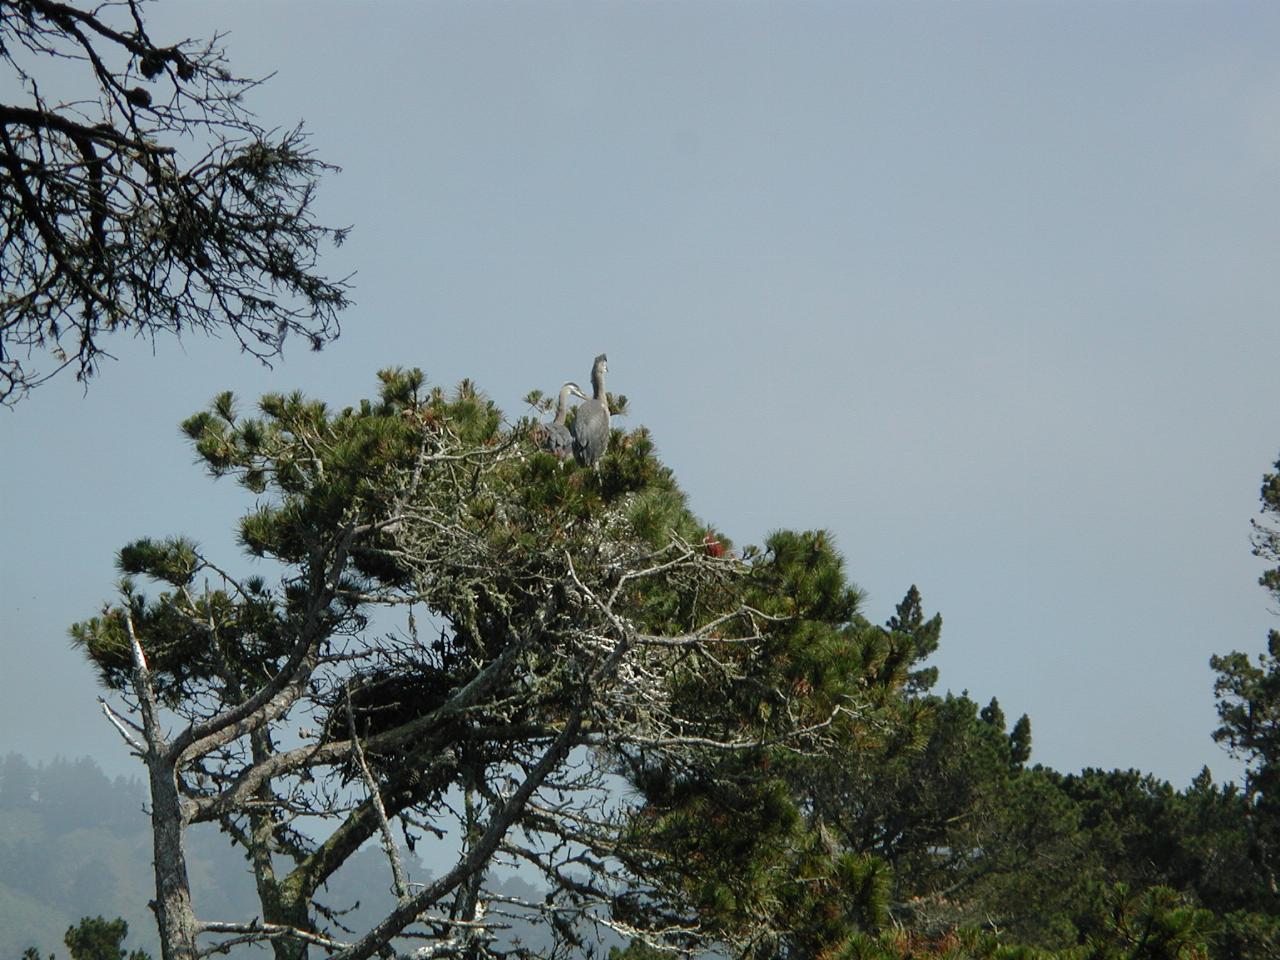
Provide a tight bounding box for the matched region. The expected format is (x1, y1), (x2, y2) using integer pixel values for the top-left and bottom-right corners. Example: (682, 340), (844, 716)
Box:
(2, 1), (1279, 787)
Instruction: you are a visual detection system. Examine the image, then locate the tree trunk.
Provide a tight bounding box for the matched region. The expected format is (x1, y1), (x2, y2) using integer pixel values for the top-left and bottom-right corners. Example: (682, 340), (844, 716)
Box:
(242, 729), (312, 960)
(147, 753), (200, 960)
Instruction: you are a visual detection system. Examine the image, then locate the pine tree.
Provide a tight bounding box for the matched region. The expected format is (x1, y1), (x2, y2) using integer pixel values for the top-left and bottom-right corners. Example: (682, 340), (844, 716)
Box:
(1254, 454), (1280, 605)
(72, 369), (906, 960)
(1210, 449), (1280, 900)
(886, 584), (942, 694)
(63, 917), (150, 960)
(1010, 714), (1033, 771)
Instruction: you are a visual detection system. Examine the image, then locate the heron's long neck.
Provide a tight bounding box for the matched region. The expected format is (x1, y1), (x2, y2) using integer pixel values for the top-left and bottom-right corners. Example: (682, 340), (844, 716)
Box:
(592, 367), (606, 400)
(554, 388), (571, 424)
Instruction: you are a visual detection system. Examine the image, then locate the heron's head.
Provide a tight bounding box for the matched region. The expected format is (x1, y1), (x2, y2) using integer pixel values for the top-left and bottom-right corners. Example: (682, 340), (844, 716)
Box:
(593, 354), (607, 373)
(562, 381), (588, 401)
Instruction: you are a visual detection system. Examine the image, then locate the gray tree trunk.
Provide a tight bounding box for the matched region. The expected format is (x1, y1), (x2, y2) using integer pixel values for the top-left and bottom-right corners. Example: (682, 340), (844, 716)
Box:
(146, 753), (200, 960)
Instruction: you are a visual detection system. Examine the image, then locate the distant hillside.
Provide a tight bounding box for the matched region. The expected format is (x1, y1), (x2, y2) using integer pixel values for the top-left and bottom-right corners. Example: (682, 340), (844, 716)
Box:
(1, 754), (161, 959)
(0, 754), (570, 958)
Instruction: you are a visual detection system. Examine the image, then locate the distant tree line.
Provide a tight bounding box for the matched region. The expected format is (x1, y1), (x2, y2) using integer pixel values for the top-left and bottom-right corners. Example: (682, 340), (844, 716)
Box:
(22, 916), (151, 960)
(0, 755), (144, 835)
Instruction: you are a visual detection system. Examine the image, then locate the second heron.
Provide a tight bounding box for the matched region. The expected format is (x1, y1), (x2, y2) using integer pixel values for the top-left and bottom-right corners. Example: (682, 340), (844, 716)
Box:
(571, 353), (610, 467)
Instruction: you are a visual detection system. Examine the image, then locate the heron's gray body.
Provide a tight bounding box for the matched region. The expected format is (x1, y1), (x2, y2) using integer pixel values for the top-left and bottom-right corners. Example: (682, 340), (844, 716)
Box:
(544, 422), (573, 459)
(571, 354), (610, 467)
(542, 382), (586, 459)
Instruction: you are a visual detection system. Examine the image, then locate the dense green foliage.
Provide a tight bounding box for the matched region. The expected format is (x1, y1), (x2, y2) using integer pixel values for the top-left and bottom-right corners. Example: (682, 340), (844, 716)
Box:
(49, 377), (1280, 960)
(61, 916), (151, 960)
(19, 916), (151, 960)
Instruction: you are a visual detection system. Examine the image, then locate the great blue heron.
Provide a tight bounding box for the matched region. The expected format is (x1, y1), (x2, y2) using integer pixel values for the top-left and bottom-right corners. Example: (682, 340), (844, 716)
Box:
(571, 353), (610, 467)
(540, 381), (588, 459)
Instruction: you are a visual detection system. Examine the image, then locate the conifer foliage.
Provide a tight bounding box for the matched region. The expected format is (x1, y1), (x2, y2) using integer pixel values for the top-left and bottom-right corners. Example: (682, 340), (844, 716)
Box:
(62, 917), (151, 960)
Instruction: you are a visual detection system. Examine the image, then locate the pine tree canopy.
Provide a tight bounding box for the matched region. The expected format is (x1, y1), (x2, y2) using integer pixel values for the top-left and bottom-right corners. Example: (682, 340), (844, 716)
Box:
(69, 369), (927, 959)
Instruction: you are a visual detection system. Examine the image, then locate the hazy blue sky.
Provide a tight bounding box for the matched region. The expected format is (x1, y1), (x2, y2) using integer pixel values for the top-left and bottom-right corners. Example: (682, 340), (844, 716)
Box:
(2, 1), (1278, 786)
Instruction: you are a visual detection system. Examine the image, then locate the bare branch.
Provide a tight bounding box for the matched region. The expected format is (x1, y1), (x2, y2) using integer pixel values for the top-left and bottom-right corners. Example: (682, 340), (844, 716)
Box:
(98, 696), (144, 752)
(345, 686), (409, 901)
(333, 707), (586, 960)
(0, 0), (350, 402)
(196, 920), (350, 956)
